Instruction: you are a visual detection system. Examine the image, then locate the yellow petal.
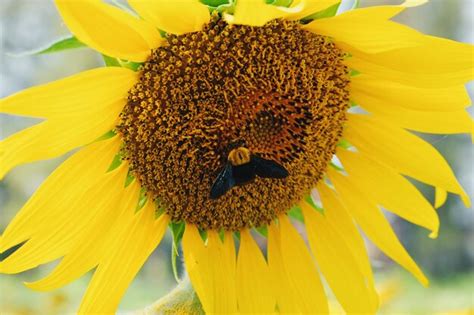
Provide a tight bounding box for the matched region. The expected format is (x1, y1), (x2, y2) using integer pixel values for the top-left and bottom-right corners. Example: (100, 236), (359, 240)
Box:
(225, 0), (304, 26)
(267, 223), (299, 313)
(207, 231), (238, 314)
(305, 6), (422, 53)
(362, 106), (472, 135)
(128, 0), (210, 35)
(328, 168), (429, 286)
(351, 75), (471, 112)
(236, 230), (275, 313)
(301, 201), (377, 314)
(435, 188), (448, 209)
(347, 36), (474, 87)
(0, 161), (128, 274)
(183, 226), (238, 314)
(344, 114), (470, 207)
(54, 0), (161, 61)
(315, 183), (379, 308)
(0, 105), (122, 179)
(268, 216), (328, 314)
(26, 180), (141, 291)
(337, 149), (439, 236)
(78, 203), (169, 314)
(285, 0), (340, 20)
(0, 67), (137, 119)
(0, 136), (120, 257)
(182, 225), (212, 311)
(402, 0), (429, 6)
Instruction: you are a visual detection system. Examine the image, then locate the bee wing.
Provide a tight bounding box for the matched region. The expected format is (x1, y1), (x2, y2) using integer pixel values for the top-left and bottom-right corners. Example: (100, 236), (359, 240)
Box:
(210, 162), (235, 199)
(253, 155), (289, 179)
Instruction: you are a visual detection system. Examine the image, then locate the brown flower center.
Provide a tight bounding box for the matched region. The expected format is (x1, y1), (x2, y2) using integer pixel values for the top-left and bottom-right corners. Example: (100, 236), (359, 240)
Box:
(117, 17), (350, 230)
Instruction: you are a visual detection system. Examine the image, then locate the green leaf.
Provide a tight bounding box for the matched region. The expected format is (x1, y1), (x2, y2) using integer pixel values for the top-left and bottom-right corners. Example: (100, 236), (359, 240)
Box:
(301, 2), (341, 22)
(18, 36), (86, 56)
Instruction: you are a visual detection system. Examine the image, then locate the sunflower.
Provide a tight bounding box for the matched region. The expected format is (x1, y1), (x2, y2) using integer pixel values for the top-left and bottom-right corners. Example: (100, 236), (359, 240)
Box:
(1, 0), (472, 313)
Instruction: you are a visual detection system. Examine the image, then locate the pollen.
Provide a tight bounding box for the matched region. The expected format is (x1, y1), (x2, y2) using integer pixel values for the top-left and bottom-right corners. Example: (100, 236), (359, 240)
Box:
(116, 16), (350, 230)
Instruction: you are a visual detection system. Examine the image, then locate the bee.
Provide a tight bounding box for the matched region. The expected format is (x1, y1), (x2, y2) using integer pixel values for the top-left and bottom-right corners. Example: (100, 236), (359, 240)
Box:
(210, 147), (289, 199)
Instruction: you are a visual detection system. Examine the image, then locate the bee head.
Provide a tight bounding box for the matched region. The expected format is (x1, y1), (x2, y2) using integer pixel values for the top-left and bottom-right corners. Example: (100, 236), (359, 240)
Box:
(228, 147), (251, 166)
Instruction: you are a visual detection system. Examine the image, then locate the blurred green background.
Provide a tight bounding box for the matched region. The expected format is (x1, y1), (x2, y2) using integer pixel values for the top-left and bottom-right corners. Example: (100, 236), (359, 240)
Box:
(0, 0), (472, 314)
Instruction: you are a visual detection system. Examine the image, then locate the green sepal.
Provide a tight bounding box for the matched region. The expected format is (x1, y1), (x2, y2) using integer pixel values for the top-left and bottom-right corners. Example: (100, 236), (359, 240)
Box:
(0, 242), (25, 262)
(350, 69), (361, 77)
(288, 205), (304, 222)
(94, 130), (116, 142)
(218, 229), (225, 242)
(20, 36), (86, 56)
(301, 2), (341, 22)
(102, 54), (121, 67)
(305, 195), (324, 214)
(155, 200), (167, 218)
(125, 172), (135, 187)
(120, 60), (143, 71)
(337, 138), (352, 149)
(107, 152), (123, 172)
(214, 1), (235, 14)
(289, 196), (323, 222)
(169, 221), (186, 282)
(330, 162), (344, 172)
(233, 230), (241, 242)
(255, 226), (268, 238)
(159, 29), (168, 38)
(170, 222), (186, 254)
(102, 54), (143, 71)
(201, 0), (230, 7)
(270, 0), (293, 6)
(171, 245), (179, 282)
(352, 0), (360, 9)
(136, 188), (148, 211)
(198, 228), (208, 242)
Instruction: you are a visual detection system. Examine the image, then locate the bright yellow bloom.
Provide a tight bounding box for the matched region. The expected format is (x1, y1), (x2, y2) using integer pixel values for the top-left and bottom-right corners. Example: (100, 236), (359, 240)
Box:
(1, 0), (472, 314)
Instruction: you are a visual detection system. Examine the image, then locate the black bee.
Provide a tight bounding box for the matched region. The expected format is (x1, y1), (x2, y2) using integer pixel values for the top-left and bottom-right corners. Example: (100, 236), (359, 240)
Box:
(210, 147), (289, 199)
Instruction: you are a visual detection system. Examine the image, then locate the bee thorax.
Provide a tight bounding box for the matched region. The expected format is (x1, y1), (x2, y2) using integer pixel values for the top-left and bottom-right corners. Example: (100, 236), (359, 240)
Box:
(228, 147), (251, 166)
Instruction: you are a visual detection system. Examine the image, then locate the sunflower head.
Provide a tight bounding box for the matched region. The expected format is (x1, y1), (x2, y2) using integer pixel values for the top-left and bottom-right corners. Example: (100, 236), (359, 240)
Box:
(117, 15), (350, 230)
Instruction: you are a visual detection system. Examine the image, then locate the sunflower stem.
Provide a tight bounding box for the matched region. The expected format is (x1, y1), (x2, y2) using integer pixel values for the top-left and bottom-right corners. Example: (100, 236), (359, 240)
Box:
(130, 275), (203, 315)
